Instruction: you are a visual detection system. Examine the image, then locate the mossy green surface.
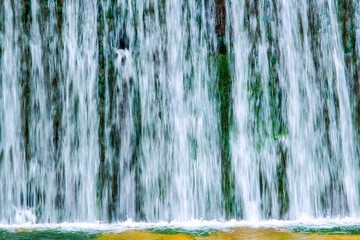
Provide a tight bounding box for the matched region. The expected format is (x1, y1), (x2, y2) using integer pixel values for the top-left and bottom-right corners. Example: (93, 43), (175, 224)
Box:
(216, 40), (234, 218)
(0, 229), (100, 240)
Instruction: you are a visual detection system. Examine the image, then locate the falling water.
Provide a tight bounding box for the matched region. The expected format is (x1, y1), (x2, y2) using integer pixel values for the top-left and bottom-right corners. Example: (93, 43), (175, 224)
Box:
(0, 0), (360, 224)
(229, 0), (360, 220)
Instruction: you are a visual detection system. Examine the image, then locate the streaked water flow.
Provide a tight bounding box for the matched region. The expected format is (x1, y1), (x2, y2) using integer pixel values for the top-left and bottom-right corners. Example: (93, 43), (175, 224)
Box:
(0, 0), (360, 224)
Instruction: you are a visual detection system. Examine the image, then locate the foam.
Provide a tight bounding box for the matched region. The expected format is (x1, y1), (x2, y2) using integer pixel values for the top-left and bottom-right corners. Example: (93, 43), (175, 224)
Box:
(1, 218), (360, 232)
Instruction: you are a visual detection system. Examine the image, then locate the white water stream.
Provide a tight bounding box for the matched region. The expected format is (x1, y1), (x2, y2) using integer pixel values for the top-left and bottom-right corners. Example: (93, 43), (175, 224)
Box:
(0, 0), (359, 224)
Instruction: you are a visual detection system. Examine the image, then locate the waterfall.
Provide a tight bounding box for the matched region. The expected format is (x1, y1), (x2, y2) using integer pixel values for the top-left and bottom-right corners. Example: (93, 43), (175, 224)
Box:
(229, 0), (360, 219)
(0, 0), (359, 224)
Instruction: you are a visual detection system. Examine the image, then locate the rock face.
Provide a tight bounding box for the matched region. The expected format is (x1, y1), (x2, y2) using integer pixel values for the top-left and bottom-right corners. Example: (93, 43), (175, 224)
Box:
(215, 0), (226, 38)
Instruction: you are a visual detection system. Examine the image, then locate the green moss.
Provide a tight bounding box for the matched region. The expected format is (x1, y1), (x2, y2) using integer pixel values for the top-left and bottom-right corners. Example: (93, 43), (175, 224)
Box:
(336, 1), (360, 136)
(132, 82), (144, 221)
(354, 97), (360, 138)
(217, 37), (227, 54)
(97, 0), (106, 164)
(0, 4), (4, 34)
(217, 44), (234, 218)
(337, 1), (354, 53)
(96, 1), (107, 220)
(39, 0), (50, 18)
(106, 9), (114, 20)
(277, 143), (289, 218)
(217, 53), (231, 136)
(52, 99), (62, 150)
(21, 0), (32, 32)
(0, 150), (3, 167)
(55, 0), (63, 34)
(20, 42), (31, 163)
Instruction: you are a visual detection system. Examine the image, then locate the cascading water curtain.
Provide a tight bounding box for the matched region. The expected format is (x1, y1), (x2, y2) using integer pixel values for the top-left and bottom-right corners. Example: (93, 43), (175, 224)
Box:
(0, 0), (360, 224)
(0, 0), (222, 223)
(228, 0), (360, 220)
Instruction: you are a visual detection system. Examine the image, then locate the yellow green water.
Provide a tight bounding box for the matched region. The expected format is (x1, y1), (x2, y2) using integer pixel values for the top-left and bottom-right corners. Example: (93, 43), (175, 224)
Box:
(97, 228), (360, 240)
(1, 227), (360, 239)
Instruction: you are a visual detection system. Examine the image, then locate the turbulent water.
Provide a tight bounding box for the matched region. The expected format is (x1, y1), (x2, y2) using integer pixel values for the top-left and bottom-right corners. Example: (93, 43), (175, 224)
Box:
(0, 0), (359, 224)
